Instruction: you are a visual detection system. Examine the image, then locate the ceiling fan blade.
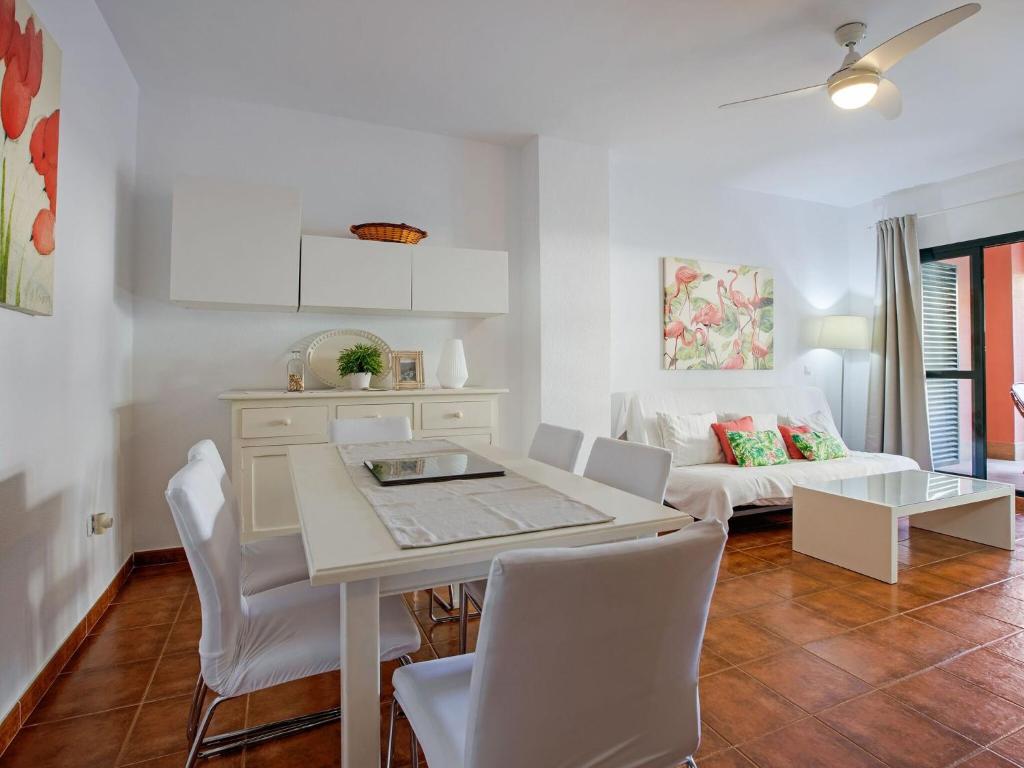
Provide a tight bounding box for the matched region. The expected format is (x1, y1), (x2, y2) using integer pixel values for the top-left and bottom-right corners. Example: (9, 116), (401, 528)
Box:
(869, 78), (902, 119)
(856, 3), (980, 74)
(718, 83), (825, 109)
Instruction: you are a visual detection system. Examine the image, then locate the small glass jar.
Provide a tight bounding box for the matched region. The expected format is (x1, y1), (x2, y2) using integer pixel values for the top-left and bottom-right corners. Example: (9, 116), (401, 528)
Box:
(287, 349), (304, 392)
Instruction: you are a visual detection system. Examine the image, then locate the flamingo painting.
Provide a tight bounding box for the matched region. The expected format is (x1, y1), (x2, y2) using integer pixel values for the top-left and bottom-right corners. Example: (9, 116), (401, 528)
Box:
(662, 258), (774, 370)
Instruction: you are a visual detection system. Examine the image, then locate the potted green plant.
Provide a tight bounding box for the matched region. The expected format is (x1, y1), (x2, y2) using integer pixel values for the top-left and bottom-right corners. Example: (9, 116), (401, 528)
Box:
(336, 343), (384, 390)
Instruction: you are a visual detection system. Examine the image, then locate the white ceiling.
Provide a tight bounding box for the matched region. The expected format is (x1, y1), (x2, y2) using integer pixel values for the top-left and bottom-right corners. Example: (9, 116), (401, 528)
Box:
(96, 0), (1024, 207)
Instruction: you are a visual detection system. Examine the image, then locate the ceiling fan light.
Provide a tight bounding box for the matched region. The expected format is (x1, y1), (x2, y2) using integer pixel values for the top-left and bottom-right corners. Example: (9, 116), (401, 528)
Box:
(827, 70), (880, 110)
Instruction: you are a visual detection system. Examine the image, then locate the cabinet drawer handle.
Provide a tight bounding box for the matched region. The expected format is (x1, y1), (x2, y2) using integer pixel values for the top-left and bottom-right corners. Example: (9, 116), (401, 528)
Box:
(451, 411), (464, 419)
(275, 418), (293, 427)
(364, 414), (382, 419)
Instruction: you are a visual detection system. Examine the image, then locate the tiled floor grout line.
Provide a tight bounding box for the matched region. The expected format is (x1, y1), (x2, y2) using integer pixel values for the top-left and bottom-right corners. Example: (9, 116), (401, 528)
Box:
(111, 584), (189, 767)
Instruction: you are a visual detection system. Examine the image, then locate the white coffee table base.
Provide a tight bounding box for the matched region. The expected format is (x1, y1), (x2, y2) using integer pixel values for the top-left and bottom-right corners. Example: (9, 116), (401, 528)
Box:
(793, 474), (1014, 584)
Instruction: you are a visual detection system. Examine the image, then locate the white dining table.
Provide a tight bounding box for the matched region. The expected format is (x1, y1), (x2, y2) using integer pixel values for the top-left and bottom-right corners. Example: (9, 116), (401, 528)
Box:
(287, 438), (692, 767)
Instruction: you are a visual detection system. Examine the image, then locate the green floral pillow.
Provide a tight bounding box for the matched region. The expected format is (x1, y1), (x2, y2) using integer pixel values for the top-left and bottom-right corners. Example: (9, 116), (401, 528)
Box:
(726, 430), (790, 468)
(791, 430), (847, 461)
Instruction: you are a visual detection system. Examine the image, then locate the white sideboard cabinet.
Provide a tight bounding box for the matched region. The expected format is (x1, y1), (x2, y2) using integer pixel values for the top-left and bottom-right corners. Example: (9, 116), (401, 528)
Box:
(170, 176), (302, 311)
(220, 388), (507, 541)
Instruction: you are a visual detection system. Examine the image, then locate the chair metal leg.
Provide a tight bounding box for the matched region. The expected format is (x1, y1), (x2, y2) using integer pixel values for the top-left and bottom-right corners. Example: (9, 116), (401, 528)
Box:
(185, 695), (224, 768)
(458, 583), (470, 653)
(386, 697), (399, 768)
(428, 585), (461, 624)
(186, 673), (207, 742)
(184, 687), (341, 766)
(429, 583), (483, 625)
(410, 721), (420, 768)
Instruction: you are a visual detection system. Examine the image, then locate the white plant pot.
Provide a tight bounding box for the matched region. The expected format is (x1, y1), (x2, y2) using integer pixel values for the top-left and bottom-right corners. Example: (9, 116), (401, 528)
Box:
(349, 371), (372, 390)
(437, 339), (468, 389)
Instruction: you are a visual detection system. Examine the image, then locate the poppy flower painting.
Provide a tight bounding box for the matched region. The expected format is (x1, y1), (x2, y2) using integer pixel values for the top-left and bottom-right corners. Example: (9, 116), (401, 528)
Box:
(0, 0), (60, 316)
(663, 257), (774, 371)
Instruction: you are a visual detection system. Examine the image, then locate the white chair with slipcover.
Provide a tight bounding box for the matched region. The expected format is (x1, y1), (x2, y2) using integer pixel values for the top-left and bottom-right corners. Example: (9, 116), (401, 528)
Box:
(458, 423), (586, 648)
(583, 436), (673, 504)
(389, 519), (727, 768)
(166, 457), (421, 767)
(526, 422), (585, 472)
(188, 439), (308, 595)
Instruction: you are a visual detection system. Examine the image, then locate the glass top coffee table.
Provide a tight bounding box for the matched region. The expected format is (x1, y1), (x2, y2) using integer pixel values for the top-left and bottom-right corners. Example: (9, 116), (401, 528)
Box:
(793, 469), (1015, 584)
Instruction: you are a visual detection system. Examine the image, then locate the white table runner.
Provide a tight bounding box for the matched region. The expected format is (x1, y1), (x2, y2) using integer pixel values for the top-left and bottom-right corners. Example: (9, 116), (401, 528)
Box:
(338, 440), (614, 548)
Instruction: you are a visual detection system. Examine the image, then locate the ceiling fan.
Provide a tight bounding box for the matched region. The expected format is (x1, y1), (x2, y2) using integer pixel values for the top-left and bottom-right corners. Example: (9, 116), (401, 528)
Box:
(719, 3), (980, 119)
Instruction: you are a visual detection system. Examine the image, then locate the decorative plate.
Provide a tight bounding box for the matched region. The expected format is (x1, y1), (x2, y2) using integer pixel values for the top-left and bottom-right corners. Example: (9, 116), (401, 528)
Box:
(306, 329), (393, 389)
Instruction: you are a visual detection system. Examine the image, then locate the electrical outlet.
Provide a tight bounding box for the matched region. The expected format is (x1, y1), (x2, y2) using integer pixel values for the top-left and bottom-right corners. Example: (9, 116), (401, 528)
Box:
(90, 513), (114, 535)
(804, 365), (812, 376)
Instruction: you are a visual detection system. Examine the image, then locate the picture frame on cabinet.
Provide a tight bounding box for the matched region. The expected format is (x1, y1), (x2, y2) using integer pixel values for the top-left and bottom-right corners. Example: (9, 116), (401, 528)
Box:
(392, 351), (425, 389)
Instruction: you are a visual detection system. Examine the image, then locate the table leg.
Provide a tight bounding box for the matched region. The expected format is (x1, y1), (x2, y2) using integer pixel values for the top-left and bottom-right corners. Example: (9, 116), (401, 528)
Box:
(910, 495), (1015, 550)
(793, 488), (899, 583)
(341, 578), (381, 768)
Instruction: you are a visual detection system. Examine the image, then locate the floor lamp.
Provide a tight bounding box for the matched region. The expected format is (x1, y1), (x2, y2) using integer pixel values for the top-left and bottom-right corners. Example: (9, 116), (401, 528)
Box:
(817, 315), (871, 436)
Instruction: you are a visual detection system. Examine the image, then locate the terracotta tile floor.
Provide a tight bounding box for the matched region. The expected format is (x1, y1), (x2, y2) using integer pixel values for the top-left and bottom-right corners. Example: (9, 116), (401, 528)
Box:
(6, 512), (1024, 767)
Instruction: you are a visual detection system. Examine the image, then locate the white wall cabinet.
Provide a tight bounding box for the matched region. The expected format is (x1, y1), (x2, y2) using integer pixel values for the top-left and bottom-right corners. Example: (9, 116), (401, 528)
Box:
(299, 236), (412, 313)
(221, 388), (507, 541)
(170, 176), (302, 311)
(412, 246), (509, 315)
(296, 236), (508, 317)
(169, 177), (508, 316)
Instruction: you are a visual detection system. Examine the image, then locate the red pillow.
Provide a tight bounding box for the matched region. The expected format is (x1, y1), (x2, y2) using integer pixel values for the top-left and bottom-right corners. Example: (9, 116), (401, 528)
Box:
(711, 416), (755, 464)
(779, 424), (812, 460)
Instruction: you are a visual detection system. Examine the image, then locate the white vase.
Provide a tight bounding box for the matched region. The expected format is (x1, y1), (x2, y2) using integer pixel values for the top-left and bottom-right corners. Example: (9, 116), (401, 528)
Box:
(349, 371), (371, 390)
(437, 339), (468, 388)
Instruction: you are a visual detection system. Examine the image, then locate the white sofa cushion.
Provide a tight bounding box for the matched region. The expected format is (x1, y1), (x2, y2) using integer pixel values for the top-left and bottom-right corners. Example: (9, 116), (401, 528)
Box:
(656, 411), (722, 466)
(780, 409), (845, 445)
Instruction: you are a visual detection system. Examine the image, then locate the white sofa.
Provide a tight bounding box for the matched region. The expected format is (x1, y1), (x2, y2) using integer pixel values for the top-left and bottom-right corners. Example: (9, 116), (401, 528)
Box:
(614, 386), (918, 524)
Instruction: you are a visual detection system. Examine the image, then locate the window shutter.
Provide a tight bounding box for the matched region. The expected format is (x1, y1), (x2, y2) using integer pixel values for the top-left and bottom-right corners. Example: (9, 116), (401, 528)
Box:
(921, 261), (960, 468)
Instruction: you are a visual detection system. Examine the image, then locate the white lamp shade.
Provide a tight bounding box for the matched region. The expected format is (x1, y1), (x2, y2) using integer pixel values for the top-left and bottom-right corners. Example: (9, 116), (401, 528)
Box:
(817, 315), (870, 351)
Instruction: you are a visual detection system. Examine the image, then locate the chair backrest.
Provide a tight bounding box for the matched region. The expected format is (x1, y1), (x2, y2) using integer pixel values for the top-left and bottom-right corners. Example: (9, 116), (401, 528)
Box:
(527, 422), (585, 472)
(165, 458), (244, 692)
(465, 520), (727, 768)
(328, 416), (412, 444)
(583, 436), (672, 503)
(187, 439), (232, 498)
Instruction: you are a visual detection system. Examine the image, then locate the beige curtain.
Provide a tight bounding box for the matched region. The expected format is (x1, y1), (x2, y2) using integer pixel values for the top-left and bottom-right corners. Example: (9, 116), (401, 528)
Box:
(866, 215), (932, 469)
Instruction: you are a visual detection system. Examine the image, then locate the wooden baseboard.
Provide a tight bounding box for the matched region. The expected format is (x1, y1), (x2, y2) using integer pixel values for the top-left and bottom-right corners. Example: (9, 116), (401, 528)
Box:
(133, 546), (187, 567)
(0, 553), (140, 757)
(988, 441), (1024, 462)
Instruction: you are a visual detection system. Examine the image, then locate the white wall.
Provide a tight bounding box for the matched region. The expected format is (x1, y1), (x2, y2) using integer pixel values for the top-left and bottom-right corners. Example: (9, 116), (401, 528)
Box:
(0, 0), (137, 720)
(844, 160), (1024, 452)
(520, 137), (610, 462)
(130, 90), (522, 550)
(610, 155), (851, 433)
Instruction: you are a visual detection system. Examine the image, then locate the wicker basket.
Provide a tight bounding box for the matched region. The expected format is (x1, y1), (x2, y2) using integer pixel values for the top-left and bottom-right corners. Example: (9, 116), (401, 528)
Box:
(350, 222), (428, 244)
